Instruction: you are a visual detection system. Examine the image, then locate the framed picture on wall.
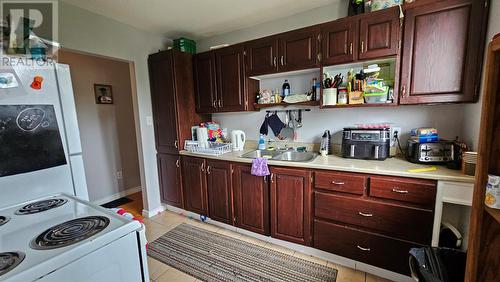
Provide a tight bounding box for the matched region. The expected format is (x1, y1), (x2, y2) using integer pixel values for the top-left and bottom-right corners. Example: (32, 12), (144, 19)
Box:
(94, 84), (113, 104)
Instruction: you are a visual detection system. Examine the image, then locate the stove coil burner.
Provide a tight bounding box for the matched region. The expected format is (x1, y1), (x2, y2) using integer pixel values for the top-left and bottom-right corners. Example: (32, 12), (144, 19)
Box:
(15, 198), (68, 215)
(0, 216), (10, 226)
(0, 252), (25, 277)
(31, 216), (110, 250)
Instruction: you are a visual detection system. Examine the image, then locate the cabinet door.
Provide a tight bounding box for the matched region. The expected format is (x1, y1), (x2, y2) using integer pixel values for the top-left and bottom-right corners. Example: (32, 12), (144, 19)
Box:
(400, 0), (487, 104)
(215, 45), (246, 112)
(270, 167), (312, 245)
(321, 17), (358, 65)
(246, 37), (279, 76)
(206, 160), (233, 225)
(148, 53), (179, 154)
(157, 153), (183, 208)
(194, 51), (217, 113)
(359, 7), (400, 60)
(279, 28), (320, 72)
(233, 164), (270, 235)
(181, 156), (208, 216)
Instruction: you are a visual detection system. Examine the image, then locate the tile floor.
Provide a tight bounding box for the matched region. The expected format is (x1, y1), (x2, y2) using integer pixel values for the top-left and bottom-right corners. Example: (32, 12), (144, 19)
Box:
(144, 210), (391, 282)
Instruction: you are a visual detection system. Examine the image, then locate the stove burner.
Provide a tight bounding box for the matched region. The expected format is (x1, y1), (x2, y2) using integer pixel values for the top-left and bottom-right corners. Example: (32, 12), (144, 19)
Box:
(31, 216), (110, 250)
(15, 198), (68, 215)
(0, 252), (25, 277)
(0, 216), (10, 226)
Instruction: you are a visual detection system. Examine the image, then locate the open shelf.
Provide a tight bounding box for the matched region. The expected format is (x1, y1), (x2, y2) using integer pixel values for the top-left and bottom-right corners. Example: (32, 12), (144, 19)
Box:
(253, 100), (320, 109)
(485, 206), (500, 224)
(320, 103), (397, 109)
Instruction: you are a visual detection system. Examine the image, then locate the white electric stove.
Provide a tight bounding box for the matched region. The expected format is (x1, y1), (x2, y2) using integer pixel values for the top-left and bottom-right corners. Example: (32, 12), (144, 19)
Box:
(0, 58), (149, 281)
(0, 194), (148, 282)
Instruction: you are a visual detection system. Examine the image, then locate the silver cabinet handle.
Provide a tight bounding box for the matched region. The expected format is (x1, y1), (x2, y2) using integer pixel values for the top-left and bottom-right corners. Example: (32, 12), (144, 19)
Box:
(280, 56), (284, 66)
(270, 173), (274, 183)
(212, 100), (217, 108)
(350, 43), (353, 55)
(218, 100), (223, 108)
(207, 165), (211, 175)
(175, 159), (180, 168)
(200, 162), (205, 172)
(357, 245), (371, 251)
(174, 140), (178, 149)
(344, 43), (347, 54)
(273, 57), (277, 67)
(361, 41), (365, 53)
(331, 180), (345, 185)
(392, 188), (409, 194)
(358, 212), (373, 217)
(264, 176), (267, 183)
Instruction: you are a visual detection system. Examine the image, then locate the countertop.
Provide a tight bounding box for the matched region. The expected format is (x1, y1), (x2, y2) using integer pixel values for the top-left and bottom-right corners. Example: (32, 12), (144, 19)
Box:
(179, 149), (475, 183)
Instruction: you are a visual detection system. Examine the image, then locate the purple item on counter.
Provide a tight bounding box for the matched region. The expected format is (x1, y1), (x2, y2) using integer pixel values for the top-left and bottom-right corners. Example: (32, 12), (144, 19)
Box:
(251, 157), (270, 176)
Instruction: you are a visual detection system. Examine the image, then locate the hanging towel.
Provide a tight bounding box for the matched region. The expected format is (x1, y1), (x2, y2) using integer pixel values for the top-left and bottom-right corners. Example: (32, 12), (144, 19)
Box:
(251, 157), (270, 176)
(259, 114), (269, 135)
(267, 113), (285, 136)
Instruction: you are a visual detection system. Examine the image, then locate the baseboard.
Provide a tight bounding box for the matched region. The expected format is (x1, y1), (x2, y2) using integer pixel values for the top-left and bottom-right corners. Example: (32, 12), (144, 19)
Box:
(92, 186), (142, 206)
(142, 204), (167, 218)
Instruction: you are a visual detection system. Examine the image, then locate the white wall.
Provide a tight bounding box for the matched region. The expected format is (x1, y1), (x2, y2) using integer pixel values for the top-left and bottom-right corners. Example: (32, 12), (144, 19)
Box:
(59, 2), (169, 212)
(462, 0), (500, 150)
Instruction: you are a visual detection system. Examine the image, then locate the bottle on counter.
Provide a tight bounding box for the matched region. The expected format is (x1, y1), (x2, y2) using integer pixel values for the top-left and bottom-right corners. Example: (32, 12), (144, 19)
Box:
(311, 78), (317, 101)
(282, 79), (290, 98)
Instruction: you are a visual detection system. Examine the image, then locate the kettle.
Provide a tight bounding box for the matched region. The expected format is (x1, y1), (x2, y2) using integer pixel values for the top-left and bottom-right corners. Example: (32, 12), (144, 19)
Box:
(230, 130), (246, 151)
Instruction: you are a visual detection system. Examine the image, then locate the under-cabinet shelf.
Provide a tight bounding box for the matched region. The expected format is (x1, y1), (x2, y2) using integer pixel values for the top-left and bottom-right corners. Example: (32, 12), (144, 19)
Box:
(253, 100), (320, 109)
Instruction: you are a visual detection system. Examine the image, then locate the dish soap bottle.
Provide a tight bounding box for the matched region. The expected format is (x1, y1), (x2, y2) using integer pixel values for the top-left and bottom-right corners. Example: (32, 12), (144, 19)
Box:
(258, 134), (266, 150)
(282, 79), (290, 98)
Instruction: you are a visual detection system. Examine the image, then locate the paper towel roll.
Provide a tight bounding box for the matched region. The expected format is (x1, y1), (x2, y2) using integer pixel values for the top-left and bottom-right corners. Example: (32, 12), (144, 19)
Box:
(196, 127), (209, 148)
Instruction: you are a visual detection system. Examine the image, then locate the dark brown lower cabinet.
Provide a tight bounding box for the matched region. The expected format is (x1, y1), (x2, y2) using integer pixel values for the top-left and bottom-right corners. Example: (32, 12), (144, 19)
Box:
(270, 167), (312, 246)
(314, 219), (420, 275)
(233, 164), (270, 235)
(206, 160), (233, 225)
(181, 156), (208, 216)
(157, 153), (183, 208)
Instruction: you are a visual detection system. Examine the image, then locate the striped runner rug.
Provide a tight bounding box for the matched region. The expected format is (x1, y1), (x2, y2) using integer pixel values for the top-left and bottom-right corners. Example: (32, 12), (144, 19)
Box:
(148, 223), (337, 281)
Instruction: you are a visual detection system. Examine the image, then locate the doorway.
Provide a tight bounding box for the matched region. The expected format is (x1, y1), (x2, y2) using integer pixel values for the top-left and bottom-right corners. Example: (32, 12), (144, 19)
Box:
(58, 49), (144, 217)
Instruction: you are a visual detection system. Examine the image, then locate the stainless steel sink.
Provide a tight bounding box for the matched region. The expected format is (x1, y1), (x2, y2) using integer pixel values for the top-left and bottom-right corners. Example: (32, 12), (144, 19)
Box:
(241, 150), (281, 159)
(241, 150), (317, 162)
(271, 151), (317, 162)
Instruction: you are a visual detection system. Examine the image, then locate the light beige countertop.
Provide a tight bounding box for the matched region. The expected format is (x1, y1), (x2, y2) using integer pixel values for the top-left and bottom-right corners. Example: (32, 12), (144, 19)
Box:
(179, 149), (475, 183)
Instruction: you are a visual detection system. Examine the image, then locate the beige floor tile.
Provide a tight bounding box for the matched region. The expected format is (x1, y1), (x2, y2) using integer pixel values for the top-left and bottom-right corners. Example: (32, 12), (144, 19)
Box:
(147, 257), (171, 281)
(150, 211), (187, 227)
(263, 242), (295, 256)
(293, 251), (329, 266)
(156, 268), (196, 282)
(327, 262), (366, 282)
(143, 219), (173, 242)
(366, 272), (392, 282)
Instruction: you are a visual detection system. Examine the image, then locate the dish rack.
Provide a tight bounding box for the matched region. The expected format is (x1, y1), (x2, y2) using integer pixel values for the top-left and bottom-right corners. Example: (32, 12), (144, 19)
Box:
(184, 141), (232, 156)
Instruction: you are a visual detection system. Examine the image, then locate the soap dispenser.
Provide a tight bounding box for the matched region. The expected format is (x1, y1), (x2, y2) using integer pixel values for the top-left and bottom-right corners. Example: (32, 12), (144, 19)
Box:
(258, 134), (266, 150)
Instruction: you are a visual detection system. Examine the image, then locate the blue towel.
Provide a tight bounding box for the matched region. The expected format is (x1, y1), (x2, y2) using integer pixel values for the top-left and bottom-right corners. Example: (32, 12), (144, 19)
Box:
(251, 157), (270, 176)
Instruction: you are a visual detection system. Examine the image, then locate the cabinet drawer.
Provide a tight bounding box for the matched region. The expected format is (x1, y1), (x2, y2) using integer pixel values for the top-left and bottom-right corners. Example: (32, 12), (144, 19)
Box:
(314, 192), (433, 244)
(370, 176), (437, 207)
(315, 171), (366, 195)
(314, 219), (420, 275)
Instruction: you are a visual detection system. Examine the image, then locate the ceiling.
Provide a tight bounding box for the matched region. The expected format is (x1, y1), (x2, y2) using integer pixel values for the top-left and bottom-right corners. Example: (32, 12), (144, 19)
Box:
(61, 0), (340, 40)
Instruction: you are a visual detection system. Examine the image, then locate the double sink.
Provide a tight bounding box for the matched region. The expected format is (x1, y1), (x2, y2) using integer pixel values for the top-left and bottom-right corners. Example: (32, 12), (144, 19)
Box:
(241, 149), (317, 162)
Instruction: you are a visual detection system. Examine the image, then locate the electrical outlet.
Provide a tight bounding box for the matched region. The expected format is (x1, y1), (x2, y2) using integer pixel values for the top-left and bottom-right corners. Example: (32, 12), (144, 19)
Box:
(116, 171), (123, 180)
(390, 127), (402, 147)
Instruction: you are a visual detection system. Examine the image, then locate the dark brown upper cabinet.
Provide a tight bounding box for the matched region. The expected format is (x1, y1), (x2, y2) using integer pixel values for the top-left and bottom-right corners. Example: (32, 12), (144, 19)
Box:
(215, 44), (247, 112)
(181, 156), (209, 216)
(321, 17), (358, 65)
(148, 50), (209, 154)
(157, 153), (183, 208)
(359, 7), (400, 60)
(399, 0), (488, 104)
(279, 27), (320, 72)
(246, 37), (279, 76)
(194, 51), (217, 113)
(206, 160), (233, 225)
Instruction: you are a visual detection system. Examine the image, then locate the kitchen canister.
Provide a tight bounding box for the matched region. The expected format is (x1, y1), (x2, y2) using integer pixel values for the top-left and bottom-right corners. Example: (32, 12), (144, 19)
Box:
(485, 174), (500, 209)
(323, 88), (337, 106)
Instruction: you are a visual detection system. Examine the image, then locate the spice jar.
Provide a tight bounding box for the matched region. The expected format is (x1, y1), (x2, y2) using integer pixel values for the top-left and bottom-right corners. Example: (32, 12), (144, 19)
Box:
(338, 88), (348, 105)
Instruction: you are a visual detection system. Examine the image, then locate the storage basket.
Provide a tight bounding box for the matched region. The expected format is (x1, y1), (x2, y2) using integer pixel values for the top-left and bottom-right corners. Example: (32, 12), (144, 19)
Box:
(173, 38), (196, 54)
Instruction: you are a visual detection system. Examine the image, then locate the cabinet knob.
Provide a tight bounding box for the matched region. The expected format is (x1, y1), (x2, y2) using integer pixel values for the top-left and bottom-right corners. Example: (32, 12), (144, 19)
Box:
(392, 188), (409, 194)
(357, 245), (371, 252)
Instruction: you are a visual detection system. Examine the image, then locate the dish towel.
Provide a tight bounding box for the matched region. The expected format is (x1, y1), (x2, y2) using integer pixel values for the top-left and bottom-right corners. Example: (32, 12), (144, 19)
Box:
(267, 113), (285, 136)
(251, 157), (270, 176)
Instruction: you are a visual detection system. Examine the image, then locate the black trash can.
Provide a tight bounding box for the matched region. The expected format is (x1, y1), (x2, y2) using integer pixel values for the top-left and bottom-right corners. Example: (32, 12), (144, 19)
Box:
(409, 247), (467, 282)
